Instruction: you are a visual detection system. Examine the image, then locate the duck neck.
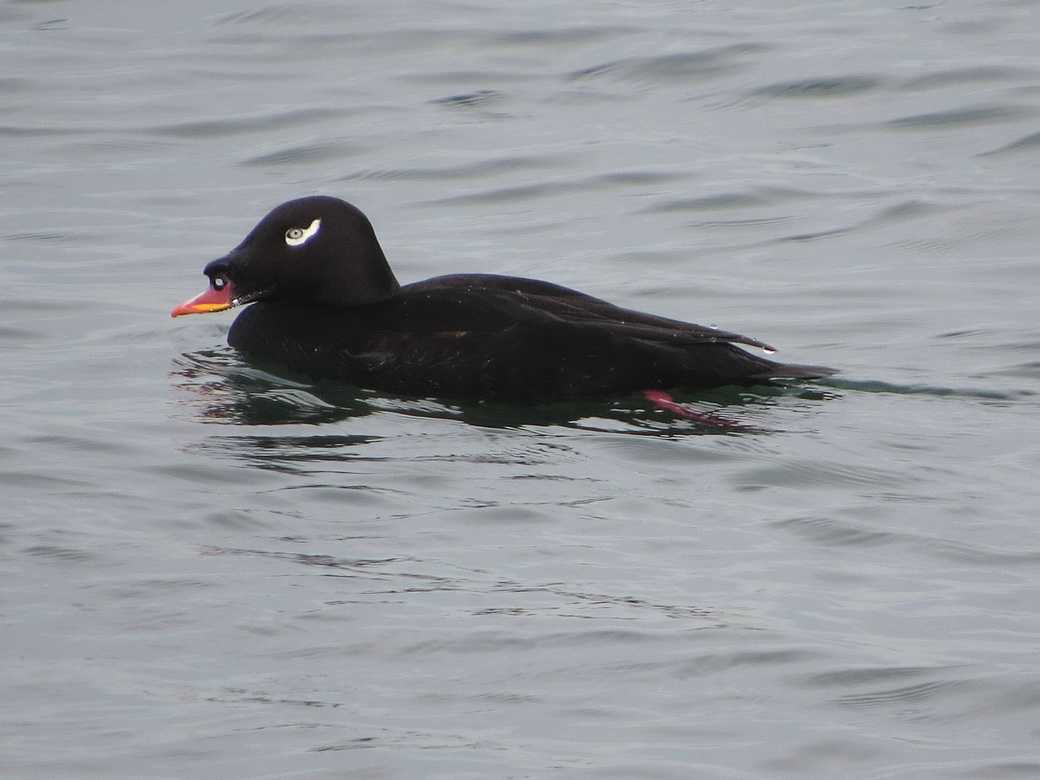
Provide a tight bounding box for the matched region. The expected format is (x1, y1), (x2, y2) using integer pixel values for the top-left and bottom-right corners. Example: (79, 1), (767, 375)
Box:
(316, 239), (401, 308)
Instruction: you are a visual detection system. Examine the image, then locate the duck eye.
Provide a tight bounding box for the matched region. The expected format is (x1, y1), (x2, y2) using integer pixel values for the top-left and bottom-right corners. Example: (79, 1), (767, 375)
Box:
(284, 218), (321, 247)
(212, 275), (227, 290)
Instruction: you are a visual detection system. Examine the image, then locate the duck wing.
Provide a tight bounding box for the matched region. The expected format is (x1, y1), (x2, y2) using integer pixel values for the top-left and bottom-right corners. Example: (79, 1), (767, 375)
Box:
(412, 274), (776, 352)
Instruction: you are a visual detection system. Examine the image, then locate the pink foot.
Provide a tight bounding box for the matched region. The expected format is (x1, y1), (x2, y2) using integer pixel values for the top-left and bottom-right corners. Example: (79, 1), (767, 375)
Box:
(642, 390), (742, 429)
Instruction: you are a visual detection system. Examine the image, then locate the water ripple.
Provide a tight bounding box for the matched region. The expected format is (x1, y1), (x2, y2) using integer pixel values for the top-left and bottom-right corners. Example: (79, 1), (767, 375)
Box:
(980, 130), (1040, 157)
(835, 679), (967, 709)
(735, 459), (906, 491)
(428, 169), (685, 206)
(22, 544), (94, 562)
(491, 26), (635, 47)
(900, 65), (1036, 90)
(240, 139), (364, 167)
(884, 104), (1034, 130)
(568, 44), (769, 84)
(777, 515), (1040, 565)
(774, 515), (897, 547)
(750, 75), (885, 99)
(339, 153), (571, 182)
(804, 665), (944, 688)
(645, 187), (813, 213)
(144, 107), (353, 138)
(430, 89), (503, 109)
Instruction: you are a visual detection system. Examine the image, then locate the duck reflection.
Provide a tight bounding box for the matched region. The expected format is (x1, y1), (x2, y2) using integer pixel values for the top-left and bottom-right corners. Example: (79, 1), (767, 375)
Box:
(170, 347), (828, 436)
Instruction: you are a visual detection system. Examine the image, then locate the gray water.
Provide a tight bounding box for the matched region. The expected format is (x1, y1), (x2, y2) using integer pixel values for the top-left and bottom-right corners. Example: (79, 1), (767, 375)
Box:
(4, 1), (1040, 777)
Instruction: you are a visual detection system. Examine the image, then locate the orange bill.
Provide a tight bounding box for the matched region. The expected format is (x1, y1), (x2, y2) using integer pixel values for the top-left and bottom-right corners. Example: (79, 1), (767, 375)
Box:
(170, 281), (235, 317)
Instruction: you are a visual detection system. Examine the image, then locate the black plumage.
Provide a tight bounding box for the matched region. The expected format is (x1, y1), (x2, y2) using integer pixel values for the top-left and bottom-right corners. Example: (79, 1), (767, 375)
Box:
(172, 196), (833, 400)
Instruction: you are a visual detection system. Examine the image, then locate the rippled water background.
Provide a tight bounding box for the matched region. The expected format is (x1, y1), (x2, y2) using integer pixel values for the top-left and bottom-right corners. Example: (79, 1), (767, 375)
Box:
(4, 1), (1040, 777)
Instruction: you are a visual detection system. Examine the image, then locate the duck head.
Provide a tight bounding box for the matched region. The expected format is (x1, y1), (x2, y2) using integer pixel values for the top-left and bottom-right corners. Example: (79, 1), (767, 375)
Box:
(171, 196), (400, 317)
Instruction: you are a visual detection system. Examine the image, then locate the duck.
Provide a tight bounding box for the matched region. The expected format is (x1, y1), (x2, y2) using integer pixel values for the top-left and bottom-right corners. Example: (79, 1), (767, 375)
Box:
(171, 196), (833, 401)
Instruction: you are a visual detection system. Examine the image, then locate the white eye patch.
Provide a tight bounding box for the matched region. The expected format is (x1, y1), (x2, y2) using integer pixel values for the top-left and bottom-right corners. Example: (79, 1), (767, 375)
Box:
(285, 218), (321, 247)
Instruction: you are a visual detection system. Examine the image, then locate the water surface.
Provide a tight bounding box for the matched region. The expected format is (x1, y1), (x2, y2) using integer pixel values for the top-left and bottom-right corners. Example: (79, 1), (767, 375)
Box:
(4, 1), (1040, 777)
